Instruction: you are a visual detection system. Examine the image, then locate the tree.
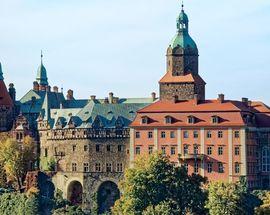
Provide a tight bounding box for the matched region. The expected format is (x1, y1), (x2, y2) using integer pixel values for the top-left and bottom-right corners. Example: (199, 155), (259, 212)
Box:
(255, 191), (270, 215)
(0, 136), (36, 191)
(112, 153), (207, 215)
(142, 201), (175, 215)
(206, 180), (260, 215)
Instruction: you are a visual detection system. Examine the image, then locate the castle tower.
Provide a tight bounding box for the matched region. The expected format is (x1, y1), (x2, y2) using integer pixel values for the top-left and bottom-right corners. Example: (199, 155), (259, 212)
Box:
(0, 62), (14, 131)
(159, 4), (206, 102)
(36, 52), (49, 91)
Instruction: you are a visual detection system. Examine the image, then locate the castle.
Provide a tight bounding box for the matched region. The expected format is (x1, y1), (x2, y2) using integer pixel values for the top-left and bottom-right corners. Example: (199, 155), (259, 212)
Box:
(0, 4), (270, 214)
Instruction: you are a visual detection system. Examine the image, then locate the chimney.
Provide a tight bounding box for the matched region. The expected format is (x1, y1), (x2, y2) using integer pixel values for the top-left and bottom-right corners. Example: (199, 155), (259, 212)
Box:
(90, 95), (96, 100)
(173, 95), (178, 103)
(8, 83), (16, 101)
(151, 92), (156, 101)
(218, 94), (225, 103)
(112, 97), (119, 104)
(193, 94), (198, 105)
(67, 89), (74, 100)
(53, 86), (59, 93)
(109, 92), (114, 104)
(242, 97), (249, 106)
(104, 97), (109, 104)
(33, 81), (39, 91)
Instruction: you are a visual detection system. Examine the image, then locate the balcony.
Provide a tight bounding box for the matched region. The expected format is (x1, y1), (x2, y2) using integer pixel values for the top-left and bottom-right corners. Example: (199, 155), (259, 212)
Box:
(179, 153), (204, 161)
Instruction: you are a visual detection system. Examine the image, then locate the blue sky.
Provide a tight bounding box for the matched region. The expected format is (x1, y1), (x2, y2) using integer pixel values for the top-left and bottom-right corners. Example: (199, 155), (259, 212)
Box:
(0, 0), (270, 102)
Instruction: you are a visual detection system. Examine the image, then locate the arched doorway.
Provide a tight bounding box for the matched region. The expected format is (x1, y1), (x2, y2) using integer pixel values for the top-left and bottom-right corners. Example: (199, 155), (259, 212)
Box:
(67, 181), (83, 205)
(97, 181), (120, 214)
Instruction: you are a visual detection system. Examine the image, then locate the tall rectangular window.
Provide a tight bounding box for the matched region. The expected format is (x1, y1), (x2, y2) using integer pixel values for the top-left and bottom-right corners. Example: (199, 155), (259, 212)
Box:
(72, 145), (76, 152)
(118, 145), (124, 152)
(207, 131), (212, 138)
(96, 144), (100, 152)
(44, 148), (48, 157)
(234, 131), (240, 138)
(194, 162), (199, 173)
(171, 146), (176, 155)
(84, 145), (88, 152)
(148, 132), (153, 139)
(183, 131), (189, 138)
(72, 163), (77, 172)
(148, 146), (153, 155)
(117, 163), (123, 172)
(184, 145), (189, 155)
(194, 145), (199, 155)
(161, 146), (166, 155)
(218, 162), (224, 173)
(207, 146), (212, 155)
(84, 163), (89, 172)
(135, 146), (141, 155)
(218, 146), (223, 155)
(107, 145), (111, 152)
(161, 131), (166, 138)
(218, 131), (223, 138)
(235, 162), (240, 174)
(207, 163), (213, 173)
(193, 131), (199, 138)
(135, 132), (140, 138)
(235, 146), (240, 155)
(170, 131), (175, 138)
(106, 163), (112, 172)
(95, 163), (101, 172)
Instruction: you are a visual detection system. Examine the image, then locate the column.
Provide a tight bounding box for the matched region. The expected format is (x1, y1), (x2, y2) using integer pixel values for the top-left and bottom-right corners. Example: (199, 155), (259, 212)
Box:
(200, 128), (205, 177)
(240, 128), (247, 176)
(228, 128), (233, 182)
(129, 128), (135, 168)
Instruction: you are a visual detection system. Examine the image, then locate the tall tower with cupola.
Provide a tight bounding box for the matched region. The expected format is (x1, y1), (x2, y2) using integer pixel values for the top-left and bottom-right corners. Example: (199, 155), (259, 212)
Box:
(159, 4), (206, 101)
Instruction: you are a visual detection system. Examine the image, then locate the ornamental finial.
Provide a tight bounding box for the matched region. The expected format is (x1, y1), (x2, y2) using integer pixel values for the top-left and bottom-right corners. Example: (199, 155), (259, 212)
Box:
(181, 0), (184, 11)
(41, 50), (43, 64)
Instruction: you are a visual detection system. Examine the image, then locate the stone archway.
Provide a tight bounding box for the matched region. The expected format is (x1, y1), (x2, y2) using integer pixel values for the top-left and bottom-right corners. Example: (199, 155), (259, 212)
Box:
(67, 180), (83, 205)
(97, 181), (120, 214)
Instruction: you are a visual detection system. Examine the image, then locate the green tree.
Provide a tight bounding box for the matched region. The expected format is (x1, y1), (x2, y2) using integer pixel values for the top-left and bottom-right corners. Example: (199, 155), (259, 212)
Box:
(112, 153), (207, 215)
(142, 201), (175, 215)
(206, 180), (260, 215)
(255, 191), (270, 215)
(0, 136), (36, 191)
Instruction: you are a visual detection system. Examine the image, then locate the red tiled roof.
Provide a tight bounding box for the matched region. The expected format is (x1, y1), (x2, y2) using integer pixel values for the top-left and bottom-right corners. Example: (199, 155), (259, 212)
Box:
(159, 73), (206, 84)
(130, 99), (270, 128)
(0, 80), (13, 107)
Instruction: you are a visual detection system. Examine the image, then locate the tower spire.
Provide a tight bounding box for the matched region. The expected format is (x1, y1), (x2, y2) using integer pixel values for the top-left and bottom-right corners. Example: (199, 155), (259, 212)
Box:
(41, 50), (43, 64)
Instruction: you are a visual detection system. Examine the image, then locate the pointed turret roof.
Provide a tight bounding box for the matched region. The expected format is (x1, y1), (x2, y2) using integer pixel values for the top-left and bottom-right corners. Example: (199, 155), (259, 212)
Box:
(36, 52), (48, 86)
(41, 91), (51, 121)
(0, 62), (13, 107)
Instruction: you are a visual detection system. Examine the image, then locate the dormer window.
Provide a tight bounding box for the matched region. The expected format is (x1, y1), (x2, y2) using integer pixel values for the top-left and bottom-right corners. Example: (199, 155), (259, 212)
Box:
(211, 116), (219, 124)
(165, 116), (173, 124)
(187, 116), (196, 124)
(141, 116), (149, 125)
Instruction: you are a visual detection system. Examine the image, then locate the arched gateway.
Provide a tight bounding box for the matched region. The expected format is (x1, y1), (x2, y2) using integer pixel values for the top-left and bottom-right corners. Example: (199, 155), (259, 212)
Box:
(97, 181), (120, 214)
(67, 180), (83, 205)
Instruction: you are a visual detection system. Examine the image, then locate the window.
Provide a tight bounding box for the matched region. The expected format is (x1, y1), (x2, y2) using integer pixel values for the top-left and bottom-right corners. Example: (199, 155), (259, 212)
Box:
(84, 145), (88, 152)
(135, 132), (140, 138)
(106, 163), (112, 172)
(107, 145), (111, 152)
(218, 131), (223, 138)
(235, 162), (240, 174)
(262, 147), (270, 172)
(183, 131), (189, 138)
(165, 116), (172, 124)
(95, 163), (101, 172)
(184, 145), (189, 155)
(117, 163), (123, 172)
(44, 148), (48, 157)
(235, 146), (240, 155)
(218, 146), (223, 155)
(118, 145), (124, 152)
(96, 144), (100, 152)
(171, 146), (176, 155)
(161, 131), (166, 138)
(72, 163), (77, 172)
(148, 132), (153, 139)
(148, 146), (153, 155)
(218, 163), (224, 173)
(212, 116), (219, 124)
(207, 146), (212, 155)
(207, 163), (213, 173)
(135, 146), (141, 155)
(72, 145), (76, 152)
(161, 146), (166, 155)
(141, 116), (149, 124)
(207, 131), (212, 138)
(170, 131), (175, 138)
(184, 163), (188, 172)
(194, 145), (199, 155)
(194, 162), (199, 173)
(234, 131), (240, 138)
(187, 116), (195, 124)
(193, 131), (199, 138)
(84, 163), (89, 172)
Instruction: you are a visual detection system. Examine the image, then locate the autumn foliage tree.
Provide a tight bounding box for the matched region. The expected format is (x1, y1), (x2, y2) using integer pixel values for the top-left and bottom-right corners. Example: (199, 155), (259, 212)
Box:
(0, 135), (36, 191)
(112, 153), (207, 215)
